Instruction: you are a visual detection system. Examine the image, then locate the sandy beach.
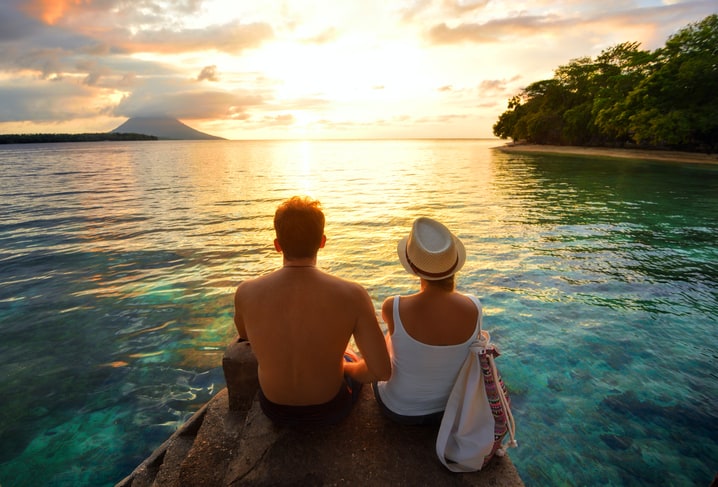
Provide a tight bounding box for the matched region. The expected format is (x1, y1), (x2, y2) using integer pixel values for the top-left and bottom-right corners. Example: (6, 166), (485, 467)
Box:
(495, 143), (718, 165)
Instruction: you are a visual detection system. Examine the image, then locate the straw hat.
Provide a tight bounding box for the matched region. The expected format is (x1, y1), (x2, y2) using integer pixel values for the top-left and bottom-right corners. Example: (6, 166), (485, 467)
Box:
(397, 217), (466, 280)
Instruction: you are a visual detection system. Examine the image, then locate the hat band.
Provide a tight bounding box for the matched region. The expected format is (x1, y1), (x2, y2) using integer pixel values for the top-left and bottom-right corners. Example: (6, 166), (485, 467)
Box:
(405, 248), (459, 279)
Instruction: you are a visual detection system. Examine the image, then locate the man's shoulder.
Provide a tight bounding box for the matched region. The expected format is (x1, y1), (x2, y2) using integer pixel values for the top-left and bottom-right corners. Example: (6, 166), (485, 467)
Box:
(235, 270), (279, 293)
(318, 272), (371, 299)
(320, 270), (363, 287)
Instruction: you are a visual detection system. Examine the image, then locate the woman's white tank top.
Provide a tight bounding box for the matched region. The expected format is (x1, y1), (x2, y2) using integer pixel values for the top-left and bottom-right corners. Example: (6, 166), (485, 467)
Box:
(376, 294), (482, 415)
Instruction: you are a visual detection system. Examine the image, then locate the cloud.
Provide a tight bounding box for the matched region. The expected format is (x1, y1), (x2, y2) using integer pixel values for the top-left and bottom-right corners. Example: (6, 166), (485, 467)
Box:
(478, 79), (504, 92)
(444, 0), (491, 15)
(0, 22), (105, 81)
(0, 81), (106, 122)
(21, 0), (91, 25)
(117, 21), (275, 55)
(0, 6), (122, 81)
(0, 3), (276, 124)
(114, 87), (266, 120)
(12, 1), (274, 56)
(197, 65), (219, 82)
(2, 0), (716, 138)
(473, 76), (525, 107)
(399, 0), (491, 23)
(0, 2), (43, 41)
(261, 113), (295, 126)
(21, 0), (206, 27)
(76, 59), (112, 86)
(300, 27), (339, 45)
(428, 15), (562, 44)
(275, 96), (332, 110)
(432, 76), (523, 111)
(397, 0), (433, 22)
(118, 73), (137, 88)
(426, 2), (718, 47)
(478, 76), (521, 96)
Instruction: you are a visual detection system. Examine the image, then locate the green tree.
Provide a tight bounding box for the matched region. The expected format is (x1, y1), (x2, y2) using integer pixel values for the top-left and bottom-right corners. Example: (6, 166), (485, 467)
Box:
(591, 42), (653, 144)
(493, 79), (572, 144)
(628, 14), (718, 149)
(553, 56), (601, 145)
(493, 94), (525, 140)
(493, 14), (718, 152)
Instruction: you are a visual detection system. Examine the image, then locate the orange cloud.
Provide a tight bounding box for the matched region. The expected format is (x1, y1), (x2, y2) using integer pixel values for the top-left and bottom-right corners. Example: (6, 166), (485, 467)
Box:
(118, 22), (274, 55)
(23, 0), (87, 25)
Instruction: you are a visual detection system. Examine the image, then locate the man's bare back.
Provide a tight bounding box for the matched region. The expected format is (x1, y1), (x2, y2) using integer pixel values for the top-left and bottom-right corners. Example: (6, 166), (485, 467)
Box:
(235, 265), (388, 405)
(233, 196), (390, 415)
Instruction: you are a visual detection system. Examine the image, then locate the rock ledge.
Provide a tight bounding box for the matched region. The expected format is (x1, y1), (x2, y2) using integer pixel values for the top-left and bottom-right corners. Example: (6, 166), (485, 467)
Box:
(117, 340), (524, 486)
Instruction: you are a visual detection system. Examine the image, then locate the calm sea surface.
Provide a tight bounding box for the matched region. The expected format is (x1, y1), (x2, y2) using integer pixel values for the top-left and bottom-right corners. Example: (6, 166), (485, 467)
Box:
(0, 139), (716, 486)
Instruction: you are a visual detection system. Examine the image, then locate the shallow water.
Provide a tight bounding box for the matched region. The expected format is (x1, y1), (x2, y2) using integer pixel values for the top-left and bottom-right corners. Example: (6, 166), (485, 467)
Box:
(0, 139), (716, 486)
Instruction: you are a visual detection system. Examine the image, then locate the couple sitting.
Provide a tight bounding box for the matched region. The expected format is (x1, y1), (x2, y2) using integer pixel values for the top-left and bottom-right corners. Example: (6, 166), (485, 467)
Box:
(234, 196), (481, 427)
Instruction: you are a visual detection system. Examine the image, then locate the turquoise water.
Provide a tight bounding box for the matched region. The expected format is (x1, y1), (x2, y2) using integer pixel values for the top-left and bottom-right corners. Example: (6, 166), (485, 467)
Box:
(0, 139), (716, 486)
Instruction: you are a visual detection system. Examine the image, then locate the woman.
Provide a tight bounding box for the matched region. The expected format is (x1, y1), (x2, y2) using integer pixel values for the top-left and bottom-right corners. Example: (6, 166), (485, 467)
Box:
(373, 217), (482, 425)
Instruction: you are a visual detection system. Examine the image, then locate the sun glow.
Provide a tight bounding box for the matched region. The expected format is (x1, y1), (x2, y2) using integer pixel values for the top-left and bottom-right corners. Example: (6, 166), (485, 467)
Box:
(3, 0), (713, 139)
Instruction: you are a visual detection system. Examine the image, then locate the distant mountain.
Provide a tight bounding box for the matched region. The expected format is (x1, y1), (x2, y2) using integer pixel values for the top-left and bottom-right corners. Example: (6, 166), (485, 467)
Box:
(111, 117), (225, 140)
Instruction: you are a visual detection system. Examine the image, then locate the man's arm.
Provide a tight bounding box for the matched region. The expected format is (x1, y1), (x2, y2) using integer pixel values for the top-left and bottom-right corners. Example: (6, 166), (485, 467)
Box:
(233, 284), (249, 340)
(344, 286), (391, 383)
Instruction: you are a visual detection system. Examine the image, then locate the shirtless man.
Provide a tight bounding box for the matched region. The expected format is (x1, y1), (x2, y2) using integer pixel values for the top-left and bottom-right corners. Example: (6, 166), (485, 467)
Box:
(234, 196), (391, 426)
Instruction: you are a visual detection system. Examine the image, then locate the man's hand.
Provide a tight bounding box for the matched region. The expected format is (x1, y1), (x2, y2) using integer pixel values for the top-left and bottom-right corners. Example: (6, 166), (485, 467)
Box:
(344, 358), (390, 383)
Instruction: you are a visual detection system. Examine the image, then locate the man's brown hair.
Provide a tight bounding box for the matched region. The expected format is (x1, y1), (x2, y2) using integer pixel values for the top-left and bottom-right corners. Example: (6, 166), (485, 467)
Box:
(274, 196), (325, 259)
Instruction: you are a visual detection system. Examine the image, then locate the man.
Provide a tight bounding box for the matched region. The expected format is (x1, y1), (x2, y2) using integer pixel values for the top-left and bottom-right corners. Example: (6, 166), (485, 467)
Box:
(234, 196), (391, 426)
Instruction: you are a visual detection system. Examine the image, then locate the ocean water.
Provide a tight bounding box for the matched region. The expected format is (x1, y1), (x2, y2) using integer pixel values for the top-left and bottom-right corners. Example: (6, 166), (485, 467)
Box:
(0, 139), (716, 486)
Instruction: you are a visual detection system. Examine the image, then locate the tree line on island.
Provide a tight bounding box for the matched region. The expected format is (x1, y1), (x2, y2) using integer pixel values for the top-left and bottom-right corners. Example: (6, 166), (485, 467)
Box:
(0, 132), (157, 144)
(493, 14), (718, 153)
(0, 117), (224, 143)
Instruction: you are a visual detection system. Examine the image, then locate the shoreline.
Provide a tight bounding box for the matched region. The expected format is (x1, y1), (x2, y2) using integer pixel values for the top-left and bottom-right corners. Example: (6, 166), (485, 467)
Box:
(495, 143), (718, 165)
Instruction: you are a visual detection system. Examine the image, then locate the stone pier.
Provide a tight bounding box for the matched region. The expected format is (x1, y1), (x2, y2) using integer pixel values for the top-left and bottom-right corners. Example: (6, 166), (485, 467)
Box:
(117, 338), (524, 486)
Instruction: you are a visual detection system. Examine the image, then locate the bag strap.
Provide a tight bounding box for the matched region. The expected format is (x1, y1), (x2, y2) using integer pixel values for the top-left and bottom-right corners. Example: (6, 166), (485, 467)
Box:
(486, 345), (518, 454)
(471, 330), (518, 453)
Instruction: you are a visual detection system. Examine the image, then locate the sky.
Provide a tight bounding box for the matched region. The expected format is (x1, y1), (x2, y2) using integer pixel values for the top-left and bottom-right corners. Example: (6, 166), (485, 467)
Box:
(0, 1), (715, 140)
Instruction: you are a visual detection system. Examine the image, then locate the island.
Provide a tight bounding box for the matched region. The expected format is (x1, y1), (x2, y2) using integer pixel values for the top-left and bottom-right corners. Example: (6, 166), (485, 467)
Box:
(0, 116), (225, 144)
(0, 133), (157, 144)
